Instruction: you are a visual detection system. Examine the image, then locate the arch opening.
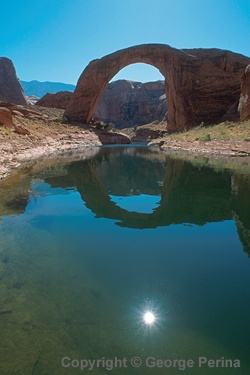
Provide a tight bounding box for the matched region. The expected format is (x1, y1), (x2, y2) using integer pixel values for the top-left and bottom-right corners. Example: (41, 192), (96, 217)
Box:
(111, 62), (164, 83)
(110, 194), (161, 214)
(94, 63), (166, 129)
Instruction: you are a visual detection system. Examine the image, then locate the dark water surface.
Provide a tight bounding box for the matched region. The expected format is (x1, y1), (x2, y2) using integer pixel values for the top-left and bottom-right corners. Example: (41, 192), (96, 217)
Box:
(0, 145), (250, 374)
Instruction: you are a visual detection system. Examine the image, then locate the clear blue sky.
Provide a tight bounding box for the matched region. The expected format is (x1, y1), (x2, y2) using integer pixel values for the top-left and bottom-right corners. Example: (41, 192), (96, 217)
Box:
(1, 0), (250, 84)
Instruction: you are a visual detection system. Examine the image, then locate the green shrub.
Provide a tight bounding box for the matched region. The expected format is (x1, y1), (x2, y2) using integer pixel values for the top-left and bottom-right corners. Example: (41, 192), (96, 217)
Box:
(195, 121), (205, 130)
(107, 122), (116, 131)
(61, 116), (69, 124)
(96, 121), (107, 130)
(199, 133), (211, 142)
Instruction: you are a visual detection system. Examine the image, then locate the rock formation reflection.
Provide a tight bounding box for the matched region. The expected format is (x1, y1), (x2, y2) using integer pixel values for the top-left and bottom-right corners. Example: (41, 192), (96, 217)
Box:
(0, 146), (250, 256)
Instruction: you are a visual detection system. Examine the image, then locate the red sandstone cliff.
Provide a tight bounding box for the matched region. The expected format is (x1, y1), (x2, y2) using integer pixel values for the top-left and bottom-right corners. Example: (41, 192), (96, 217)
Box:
(64, 44), (250, 130)
(36, 91), (72, 109)
(238, 64), (250, 121)
(95, 80), (167, 128)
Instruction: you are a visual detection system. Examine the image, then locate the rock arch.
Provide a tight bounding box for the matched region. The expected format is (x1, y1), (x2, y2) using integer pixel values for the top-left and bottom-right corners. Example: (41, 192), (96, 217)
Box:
(64, 44), (250, 131)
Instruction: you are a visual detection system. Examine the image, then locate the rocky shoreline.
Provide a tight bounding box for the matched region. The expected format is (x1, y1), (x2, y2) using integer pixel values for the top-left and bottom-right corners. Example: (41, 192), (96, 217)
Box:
(150, 138), (250, 157)
(1, 105), (250, 181)
(0, 105), (131, 180)
(0, 132), (100, 180)
(1, 127), (250, 181)
(0, 129), (134, 180)
(126, 121), (250, 157)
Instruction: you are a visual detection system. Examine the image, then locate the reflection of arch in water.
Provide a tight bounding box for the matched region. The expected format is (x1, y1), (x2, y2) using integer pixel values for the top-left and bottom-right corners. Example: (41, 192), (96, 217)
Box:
(231, 174), (250, 257)
(58, 157), (233, 229)
(61, 157), (250, 257)
(1, 150), (249, 255)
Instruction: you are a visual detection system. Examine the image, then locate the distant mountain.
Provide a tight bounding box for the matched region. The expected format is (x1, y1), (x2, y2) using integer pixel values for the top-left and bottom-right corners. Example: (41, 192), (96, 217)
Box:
(21, 80), (76, 98)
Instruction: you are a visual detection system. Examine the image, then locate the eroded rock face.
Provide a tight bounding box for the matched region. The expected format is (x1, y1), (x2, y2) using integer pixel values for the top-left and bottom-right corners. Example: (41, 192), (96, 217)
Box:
(131, 126), (168, 142)
(238, 64), (250, 121)
(64, 44), (250, 131)
(95, 80), (167, 128)
(0, 107), (13, 127)
(0, 101), (47, 121)
(35, 91), (72, 109)
(97, 130), (131, 144)
(0, 57), (28, 105)
(35, 80), (167, 128)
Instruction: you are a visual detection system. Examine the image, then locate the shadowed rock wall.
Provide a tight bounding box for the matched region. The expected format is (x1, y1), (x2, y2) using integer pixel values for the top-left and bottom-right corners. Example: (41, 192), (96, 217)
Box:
(238, 64), (250, 121)
(95, 79), (167, 128)
(0, 57), (28, 105)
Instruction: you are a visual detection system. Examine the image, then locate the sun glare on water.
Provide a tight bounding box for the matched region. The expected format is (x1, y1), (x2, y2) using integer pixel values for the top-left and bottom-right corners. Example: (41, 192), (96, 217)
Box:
(143, 311), (156, 325)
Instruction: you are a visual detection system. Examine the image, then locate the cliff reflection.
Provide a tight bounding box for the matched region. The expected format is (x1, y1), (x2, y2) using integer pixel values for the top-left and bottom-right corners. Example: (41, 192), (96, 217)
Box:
(44, 148), (233, 229)
(0, 146), (250, 256)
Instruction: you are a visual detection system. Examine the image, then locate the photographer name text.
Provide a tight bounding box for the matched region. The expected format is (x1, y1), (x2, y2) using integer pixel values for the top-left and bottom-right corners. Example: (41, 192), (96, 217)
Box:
(62, 356), (240, 371)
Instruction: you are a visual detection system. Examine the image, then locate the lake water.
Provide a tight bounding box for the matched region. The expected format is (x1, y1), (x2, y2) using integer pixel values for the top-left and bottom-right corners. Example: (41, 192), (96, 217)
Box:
(0, 145), (250, 374)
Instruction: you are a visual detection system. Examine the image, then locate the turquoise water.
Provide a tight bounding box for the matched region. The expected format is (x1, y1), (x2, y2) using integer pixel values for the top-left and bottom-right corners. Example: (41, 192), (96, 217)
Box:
(0, 146), (250, 374)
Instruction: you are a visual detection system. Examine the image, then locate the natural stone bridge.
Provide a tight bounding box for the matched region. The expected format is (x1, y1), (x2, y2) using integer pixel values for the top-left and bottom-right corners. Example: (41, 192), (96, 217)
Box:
(64, 44), (250, 131)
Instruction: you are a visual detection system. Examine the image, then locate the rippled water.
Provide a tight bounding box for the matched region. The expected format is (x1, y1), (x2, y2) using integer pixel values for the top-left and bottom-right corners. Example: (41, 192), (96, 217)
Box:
(0, 145), (250, 374)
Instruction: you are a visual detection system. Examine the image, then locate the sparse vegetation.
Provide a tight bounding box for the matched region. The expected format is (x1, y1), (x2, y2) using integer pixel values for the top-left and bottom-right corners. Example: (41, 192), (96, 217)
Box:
(107, 122), (116, 131)
(126, 119), (250, 145)
(0, 127), (16, 139)
(93, 121), (117, 132)
(199, 133), (211, 142)
(61, 116), (70, 124)
(165, 119), (250, 142)
(195, 121), (205, 130)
